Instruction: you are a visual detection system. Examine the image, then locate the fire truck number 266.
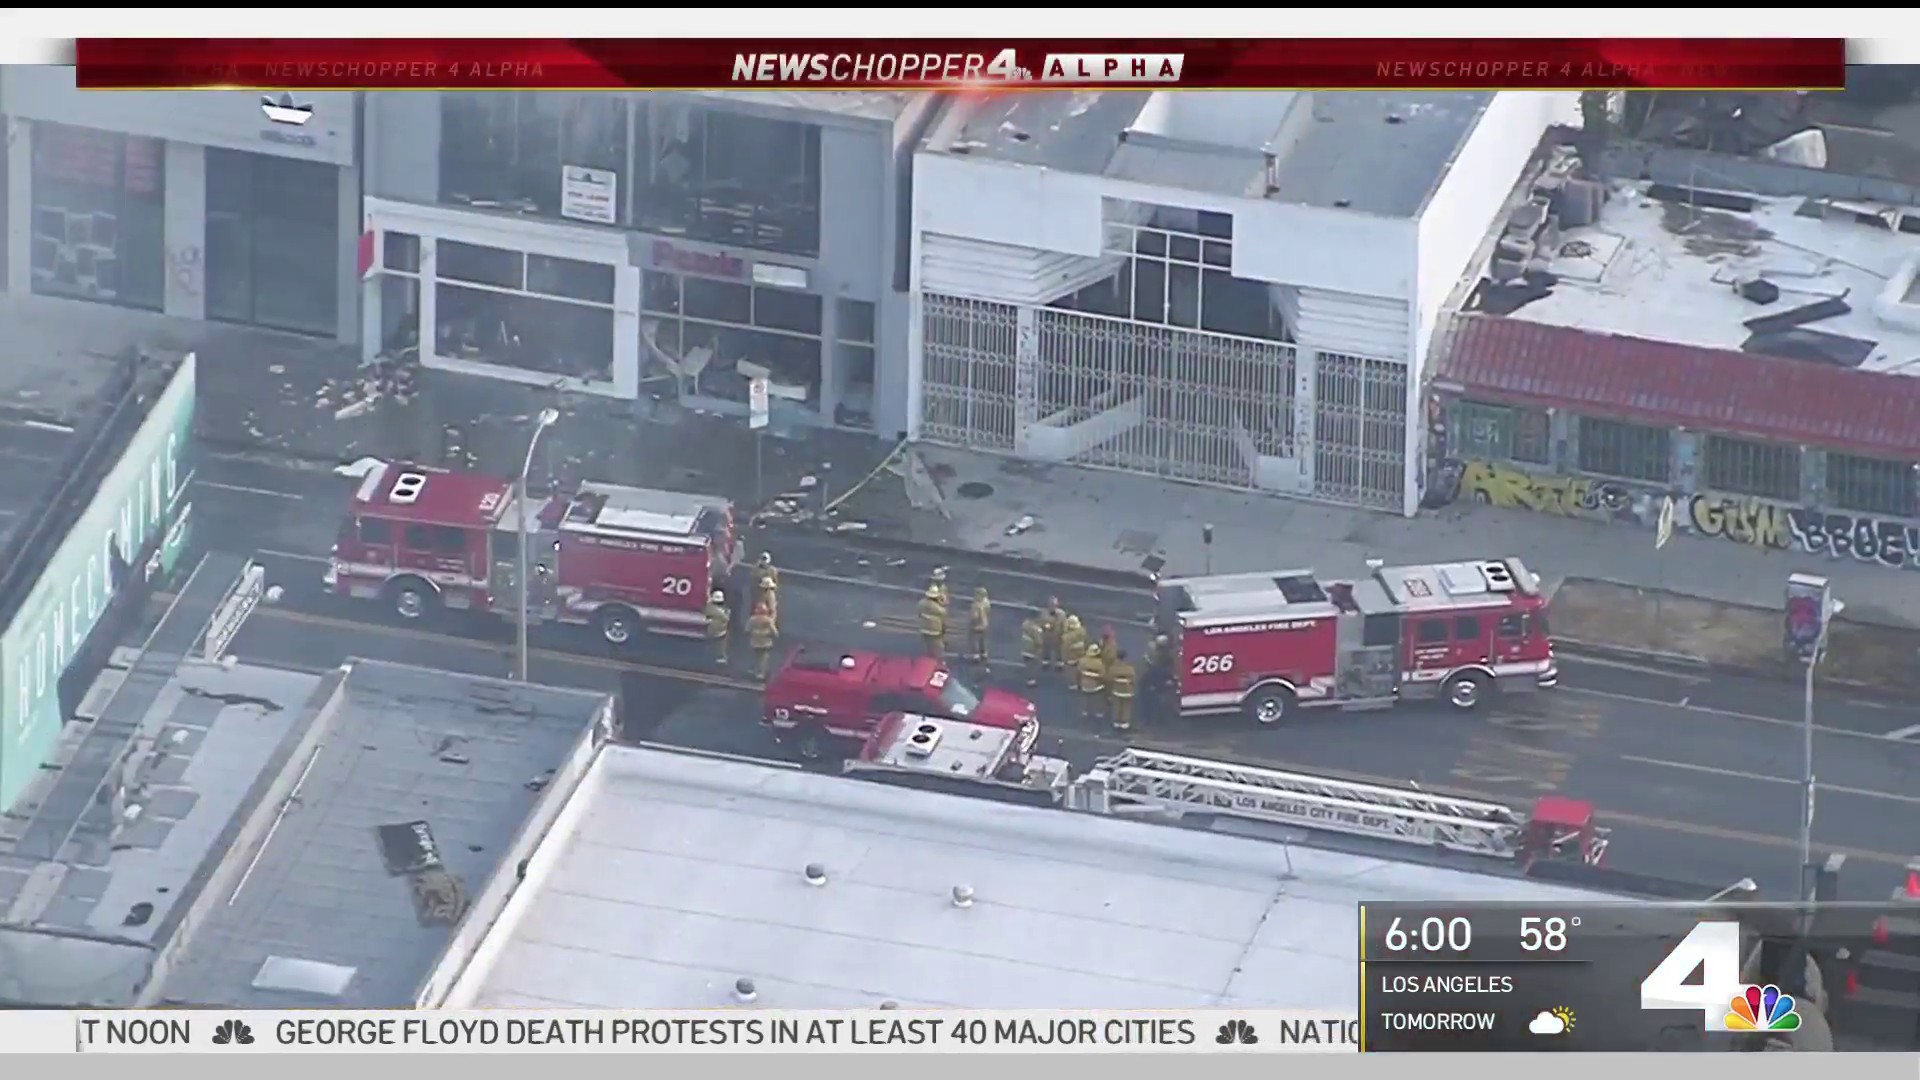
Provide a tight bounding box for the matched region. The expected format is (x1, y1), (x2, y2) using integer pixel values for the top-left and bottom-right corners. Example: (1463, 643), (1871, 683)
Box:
(1190, 654), (1235, 674)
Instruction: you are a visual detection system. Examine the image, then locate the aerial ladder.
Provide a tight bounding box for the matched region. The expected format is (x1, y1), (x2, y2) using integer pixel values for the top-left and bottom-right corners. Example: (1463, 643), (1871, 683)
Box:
(1062, 747), (1610, 869)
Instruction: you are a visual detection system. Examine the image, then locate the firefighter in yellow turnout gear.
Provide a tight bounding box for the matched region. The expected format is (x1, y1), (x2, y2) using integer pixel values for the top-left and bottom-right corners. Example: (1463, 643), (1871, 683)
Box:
(1076, 642), (1108, 726)
(1059, 614), (1088, 684)
(753, 552), (780, 624)
(966, 587), (991, 665)
(1040, 597), (1066, 670)
(927, 567), (950, 613)
(747, 603), (778, 680)
(1019, 612), (1045, 687)
(1143, 633), (1174, 720)
(916, 585), (948, 660)
(1106, 648), (1138, 732)
(703, 589), (730, 666)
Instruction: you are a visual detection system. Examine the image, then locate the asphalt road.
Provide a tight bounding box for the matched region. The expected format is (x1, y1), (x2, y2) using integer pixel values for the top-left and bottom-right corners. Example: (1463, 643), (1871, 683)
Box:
(186, 450), (1920, 901)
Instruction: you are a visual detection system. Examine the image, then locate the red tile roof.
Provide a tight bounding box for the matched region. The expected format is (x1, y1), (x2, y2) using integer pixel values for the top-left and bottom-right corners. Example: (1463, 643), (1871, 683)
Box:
(1432, 314), (1920, 461)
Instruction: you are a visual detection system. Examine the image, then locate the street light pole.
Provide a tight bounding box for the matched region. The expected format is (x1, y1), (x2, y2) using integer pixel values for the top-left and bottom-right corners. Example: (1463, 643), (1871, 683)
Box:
(515, 407), (561, 682)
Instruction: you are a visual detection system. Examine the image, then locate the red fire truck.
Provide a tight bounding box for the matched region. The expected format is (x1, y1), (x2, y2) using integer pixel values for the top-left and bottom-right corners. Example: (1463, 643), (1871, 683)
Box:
(325, 461), (741, 643)
(1154, 557), (1557, 724)
(762, 648), (1039, 762)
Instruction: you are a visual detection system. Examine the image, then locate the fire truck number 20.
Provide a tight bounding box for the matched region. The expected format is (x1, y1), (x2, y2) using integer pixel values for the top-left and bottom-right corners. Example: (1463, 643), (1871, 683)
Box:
(661, 576), (694, 596)
(1190, 654), (1235, 674)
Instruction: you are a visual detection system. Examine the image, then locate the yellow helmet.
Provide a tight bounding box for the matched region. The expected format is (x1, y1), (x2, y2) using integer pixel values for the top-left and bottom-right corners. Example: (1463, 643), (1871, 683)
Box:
(1064, 614), (1083, 631)
(974, 586), (988, 599)
(925, 585), (941, 599)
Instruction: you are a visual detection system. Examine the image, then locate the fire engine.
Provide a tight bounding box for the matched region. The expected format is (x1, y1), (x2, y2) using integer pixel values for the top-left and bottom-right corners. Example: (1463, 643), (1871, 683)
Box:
(1154, 557), (1557, 724)
(763, 647), (1038, 762)
(325, 461), (742, 643)
(843, 718), (1608, 870)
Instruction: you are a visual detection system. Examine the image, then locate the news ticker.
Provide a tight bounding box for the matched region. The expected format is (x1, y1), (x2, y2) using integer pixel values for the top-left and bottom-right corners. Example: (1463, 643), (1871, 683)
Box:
(71, 37), (1843, 90)
(1358, 900), (1920, 1052)
(22, 1011), (1357, 1054)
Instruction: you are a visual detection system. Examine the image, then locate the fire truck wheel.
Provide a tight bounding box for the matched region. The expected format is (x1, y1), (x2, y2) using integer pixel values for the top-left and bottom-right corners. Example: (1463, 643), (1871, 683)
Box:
(1445, 672), (1490, 710)
(1244, 685), (1294, 726)
(385, 578), (436, 621)
(597, 606), (638, 646)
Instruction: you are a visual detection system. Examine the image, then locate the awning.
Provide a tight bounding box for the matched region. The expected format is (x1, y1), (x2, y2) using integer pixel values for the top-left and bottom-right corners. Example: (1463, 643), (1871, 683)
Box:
(1433, 314), (1920, 461)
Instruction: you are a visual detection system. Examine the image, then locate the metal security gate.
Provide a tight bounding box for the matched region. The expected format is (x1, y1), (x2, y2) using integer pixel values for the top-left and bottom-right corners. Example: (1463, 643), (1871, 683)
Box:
(920, 294), (1296, 488)
(921, 295), (1020, 452)
(1314, 351), (1408, 510)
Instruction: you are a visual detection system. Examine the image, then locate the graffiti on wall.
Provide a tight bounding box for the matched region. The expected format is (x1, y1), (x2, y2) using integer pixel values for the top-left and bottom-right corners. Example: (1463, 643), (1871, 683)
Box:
(1791, 509), (1920, 569)
(1430, 458), (1920, 571)
(1684, 494), (1792, 551)
(1449, 459), (1651, 525)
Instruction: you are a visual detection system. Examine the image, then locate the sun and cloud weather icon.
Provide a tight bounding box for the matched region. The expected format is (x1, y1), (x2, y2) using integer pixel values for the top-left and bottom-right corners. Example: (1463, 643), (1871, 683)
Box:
(1528, 1007), (1576, 1036)
(212, 1019), (255, 1046)
(260, 93), (314, 126)
(1215, 1019), (1259, 1045)
(1726, 985), (1801, 1032)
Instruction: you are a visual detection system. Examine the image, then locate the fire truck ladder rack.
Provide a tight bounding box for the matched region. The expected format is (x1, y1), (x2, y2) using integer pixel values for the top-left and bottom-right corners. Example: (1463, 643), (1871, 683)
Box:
(1067, 748), (1532, 859)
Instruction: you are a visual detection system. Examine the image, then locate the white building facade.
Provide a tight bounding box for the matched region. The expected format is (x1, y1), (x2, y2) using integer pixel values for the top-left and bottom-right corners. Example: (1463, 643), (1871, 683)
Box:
(906, 91), (1575, 514)
(360, 91), (933, 436)
(1, 69), (361, 343)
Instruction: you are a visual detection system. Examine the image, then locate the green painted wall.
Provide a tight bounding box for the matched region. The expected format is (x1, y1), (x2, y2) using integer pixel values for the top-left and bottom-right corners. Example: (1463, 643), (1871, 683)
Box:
(0, 354), (197, 813)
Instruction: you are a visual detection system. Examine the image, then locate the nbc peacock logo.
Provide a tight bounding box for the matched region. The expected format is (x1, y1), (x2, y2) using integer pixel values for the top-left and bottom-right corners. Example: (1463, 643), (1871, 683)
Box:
(1725, 985), (1800, 1032)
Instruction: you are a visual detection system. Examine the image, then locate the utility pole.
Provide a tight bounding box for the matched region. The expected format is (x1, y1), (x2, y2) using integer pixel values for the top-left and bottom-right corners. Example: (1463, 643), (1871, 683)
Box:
(515, 407), (561, 682)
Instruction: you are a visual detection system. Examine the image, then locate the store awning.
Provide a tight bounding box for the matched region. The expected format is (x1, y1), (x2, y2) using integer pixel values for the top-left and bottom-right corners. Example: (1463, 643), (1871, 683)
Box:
(1432, 314), (1920, 461)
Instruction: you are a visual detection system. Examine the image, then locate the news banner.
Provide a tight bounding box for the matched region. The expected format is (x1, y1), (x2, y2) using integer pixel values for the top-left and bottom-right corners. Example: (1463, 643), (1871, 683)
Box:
(11, 900), (1920, 1053)
(66, 37), (1847, 90)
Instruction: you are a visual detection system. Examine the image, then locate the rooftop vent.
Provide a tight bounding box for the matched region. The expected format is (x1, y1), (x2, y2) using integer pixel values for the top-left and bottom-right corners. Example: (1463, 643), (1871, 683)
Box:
(388, 471), (427, 505)
(904, 722), (943, 758)
(1480, 561), (1517, 592)
(734, 977), (758, 1004)
(952, 885), (975, 909)
(803, 863), (828, 887)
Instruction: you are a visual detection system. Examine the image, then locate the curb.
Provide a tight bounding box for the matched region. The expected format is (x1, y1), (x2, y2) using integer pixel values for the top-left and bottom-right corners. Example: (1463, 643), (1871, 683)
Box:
(1556, 636), (1899, 699)
(198, 431), (362, 471)
(755, 519), (1162, 592)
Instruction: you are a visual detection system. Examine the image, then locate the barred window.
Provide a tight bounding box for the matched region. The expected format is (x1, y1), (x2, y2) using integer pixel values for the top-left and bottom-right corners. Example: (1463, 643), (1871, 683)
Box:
(1828, 453), (1916, 518)
(1450, 402), (1550, 465)
(1705, 435), (1802, 502)
(1576, 417), (1671, 483)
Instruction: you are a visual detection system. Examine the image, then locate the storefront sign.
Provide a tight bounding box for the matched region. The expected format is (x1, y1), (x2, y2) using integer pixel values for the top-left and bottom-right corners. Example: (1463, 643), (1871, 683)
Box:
(561, 165), (619, 225)
(752, 262), (810, 291)
(652, 239), (745, 280)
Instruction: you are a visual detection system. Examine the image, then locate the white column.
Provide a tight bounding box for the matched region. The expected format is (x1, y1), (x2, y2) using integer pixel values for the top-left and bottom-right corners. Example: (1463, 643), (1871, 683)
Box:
(4, 118), (28, 297)
(612, 263), (640, 398)
(1011, 303), (1039, 454)
(418, 236), (439, 369)
(1292, 346), (1318, 496)
(161, 141), (206, 322)
(335, 163), (362, 345)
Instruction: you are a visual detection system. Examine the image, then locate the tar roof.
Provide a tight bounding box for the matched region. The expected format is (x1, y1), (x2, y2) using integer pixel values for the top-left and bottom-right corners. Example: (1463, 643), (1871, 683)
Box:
(1435, 313), (1920, 461)
(444, 747), (1625, 1010)
(154, 659), (610, 1009)
(1495, 182), (1920, 374)
(924, 90), (1491, 218)
(0, 557), (320, 1006)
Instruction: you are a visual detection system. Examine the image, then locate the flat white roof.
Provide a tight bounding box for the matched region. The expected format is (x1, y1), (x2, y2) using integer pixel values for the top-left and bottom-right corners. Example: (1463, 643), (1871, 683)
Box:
(1507, 183), (1920, 376)
(447, 747), (1623, 1010)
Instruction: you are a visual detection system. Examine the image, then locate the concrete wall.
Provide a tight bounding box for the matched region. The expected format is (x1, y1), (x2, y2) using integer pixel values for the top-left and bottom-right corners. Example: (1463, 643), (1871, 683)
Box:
(0, 68), (356, 167)
(1429, 396), (1920, 574)
(363, 92), (439, 204)
(914, 151), (1419, 301)
(1600, 141), (1920, 206)
(1412, 92), (1580, 355)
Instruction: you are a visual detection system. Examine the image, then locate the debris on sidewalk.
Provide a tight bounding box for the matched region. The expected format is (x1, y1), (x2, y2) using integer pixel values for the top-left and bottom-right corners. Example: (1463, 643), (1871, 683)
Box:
(1005, 514), (1036, 537)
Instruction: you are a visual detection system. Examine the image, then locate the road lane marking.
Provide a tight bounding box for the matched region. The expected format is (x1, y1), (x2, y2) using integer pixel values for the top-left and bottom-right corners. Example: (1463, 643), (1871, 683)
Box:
(1885, 724), (1920, 741)
(197, 481), (305, 500)
(1562, 684), (1906, 743)
(1620, 753), (1920, 806)
(1558, 652), (1710, 684)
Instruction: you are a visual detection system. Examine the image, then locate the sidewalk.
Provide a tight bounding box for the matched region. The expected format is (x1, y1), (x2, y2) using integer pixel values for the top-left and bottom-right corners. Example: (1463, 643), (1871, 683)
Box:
(12, 293), (1917, 686)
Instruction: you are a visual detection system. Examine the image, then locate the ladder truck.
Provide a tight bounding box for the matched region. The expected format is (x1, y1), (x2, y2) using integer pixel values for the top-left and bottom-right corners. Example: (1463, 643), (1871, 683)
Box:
(844, 717), (1609, 870)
